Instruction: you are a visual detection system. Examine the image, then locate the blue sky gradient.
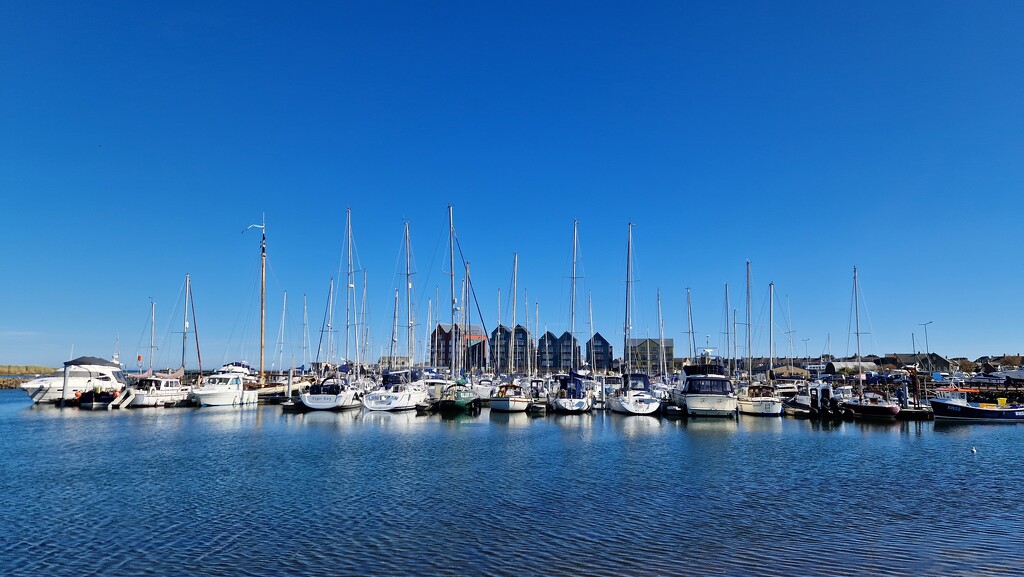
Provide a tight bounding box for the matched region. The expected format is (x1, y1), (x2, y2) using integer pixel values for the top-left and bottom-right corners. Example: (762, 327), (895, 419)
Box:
(2, 1), (1022, 369)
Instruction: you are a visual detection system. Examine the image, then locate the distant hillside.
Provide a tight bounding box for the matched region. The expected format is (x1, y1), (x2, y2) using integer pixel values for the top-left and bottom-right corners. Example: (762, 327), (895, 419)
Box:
(0, 365), (55, 376)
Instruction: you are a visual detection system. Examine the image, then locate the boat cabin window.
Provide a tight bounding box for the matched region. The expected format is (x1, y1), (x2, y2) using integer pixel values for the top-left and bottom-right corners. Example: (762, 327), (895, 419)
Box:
(627, 376), (649, 390)
(686, 378), (734, 394)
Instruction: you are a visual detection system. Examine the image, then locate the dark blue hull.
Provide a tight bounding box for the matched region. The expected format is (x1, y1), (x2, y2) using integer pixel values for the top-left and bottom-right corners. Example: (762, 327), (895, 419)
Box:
(930, 399), (1024, 422)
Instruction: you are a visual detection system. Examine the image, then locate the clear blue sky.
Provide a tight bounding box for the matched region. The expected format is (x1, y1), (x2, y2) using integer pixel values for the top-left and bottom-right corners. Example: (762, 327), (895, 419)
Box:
(2, 1), (1022, 369)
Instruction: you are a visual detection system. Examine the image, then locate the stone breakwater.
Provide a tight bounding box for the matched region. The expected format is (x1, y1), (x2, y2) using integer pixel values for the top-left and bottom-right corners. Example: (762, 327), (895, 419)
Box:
(0, 378), (26, 389)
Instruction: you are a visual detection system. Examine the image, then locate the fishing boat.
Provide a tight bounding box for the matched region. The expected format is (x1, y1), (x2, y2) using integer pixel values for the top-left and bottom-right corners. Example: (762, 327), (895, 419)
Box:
(363, 369), (428, 411)
(929, 387), (1024, 421)
(20, 356), (128, 405)
(192, 362), (259, 407)
(437, 381), (482, 415)
(675, 352), (737, 417)
(489, 381), (531, 412)
(548, 372), (593, 414)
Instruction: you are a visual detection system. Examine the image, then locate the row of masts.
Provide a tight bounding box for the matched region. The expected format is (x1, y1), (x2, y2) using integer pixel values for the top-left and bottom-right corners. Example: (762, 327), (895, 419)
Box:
(150, 212), (857, 383)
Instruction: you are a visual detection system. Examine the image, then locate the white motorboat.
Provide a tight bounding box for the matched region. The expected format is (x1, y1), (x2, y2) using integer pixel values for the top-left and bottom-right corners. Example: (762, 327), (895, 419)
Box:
(20, 356), (128, 405)
(130, 374), (192, 407)
(363, 370), (428, 411)
(192, 362), (259, 407)
(489, 381), (531, 413)
(737, 383), (783, 416)
(547, 373), (593, 414)
(607, 373), (661, 415)
(674, 355), (737, 417)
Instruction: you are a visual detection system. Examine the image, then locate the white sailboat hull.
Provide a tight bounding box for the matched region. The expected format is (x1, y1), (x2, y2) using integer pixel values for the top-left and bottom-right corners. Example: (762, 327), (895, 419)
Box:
(300, 391), (361, 411)
(363, 388), (427, 411)
(608, 392), (660, 415)
(548, 396), (592, 414)
(489, 396), (531, 412)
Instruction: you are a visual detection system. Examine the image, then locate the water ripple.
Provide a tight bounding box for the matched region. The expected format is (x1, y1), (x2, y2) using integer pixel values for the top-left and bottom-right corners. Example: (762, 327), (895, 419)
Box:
(2, 393), (1024, 576)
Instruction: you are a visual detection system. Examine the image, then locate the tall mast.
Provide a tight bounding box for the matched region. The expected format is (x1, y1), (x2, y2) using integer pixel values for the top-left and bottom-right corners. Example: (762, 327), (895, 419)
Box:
(149, 298), (155, 372)
(182, 274), (190, 368)
(405, 221), (415, 369)
(724, 283), (731, 371)
(854, 266), (863, 396)
(359, 269), (368, 378)
(769, 281), (775, 381)
(511, 252), (518, 374)
(496, 288), (502, 374)
(525, 289), (532, 376)
(345, 207), (354, 365)
(260, 221), (266, 383)
(686, 288), (696, 359)
(189, 280), (202, 376)
(732, 309), (738, 375)
(746, 260), (752, 382)
(657, 289), (666, 379)
(588, 291), (595, 373)
(302, 294), (309, 372)
(389, 288), (399, 371)
(570, 219), (578, 371)
(277, 291), (288, 372)
(448, 205), (457, 377)
(623, 223), (633, 375)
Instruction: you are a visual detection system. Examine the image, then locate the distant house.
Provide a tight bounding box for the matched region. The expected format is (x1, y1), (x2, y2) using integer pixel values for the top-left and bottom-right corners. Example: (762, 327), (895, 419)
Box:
(489, 324), (532, 373)
(878, 353), (952, 373)
(586, 333), (613, 372)
(430, 323), (487, 372)
(625, 338), (674, 376)
(557, 332), (581, 371)
(536, 331), (559, 374)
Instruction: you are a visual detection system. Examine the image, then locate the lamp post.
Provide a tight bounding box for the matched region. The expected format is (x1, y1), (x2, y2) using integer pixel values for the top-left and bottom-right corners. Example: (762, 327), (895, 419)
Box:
(919, 321), (933, 373)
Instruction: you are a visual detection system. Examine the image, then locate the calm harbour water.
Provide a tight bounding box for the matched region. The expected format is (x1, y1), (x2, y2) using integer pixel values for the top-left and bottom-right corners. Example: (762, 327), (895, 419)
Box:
(0, 389), (1021, 577)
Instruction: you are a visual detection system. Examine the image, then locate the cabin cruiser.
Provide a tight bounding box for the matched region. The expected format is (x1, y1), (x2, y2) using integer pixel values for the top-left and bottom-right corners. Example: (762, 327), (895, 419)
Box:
(20, 356), (128, 405)
(672, 356), (737, 417)
(191, 362), (259, 407)
(737, 383), (783, 416)
(130, 373), (192, 407)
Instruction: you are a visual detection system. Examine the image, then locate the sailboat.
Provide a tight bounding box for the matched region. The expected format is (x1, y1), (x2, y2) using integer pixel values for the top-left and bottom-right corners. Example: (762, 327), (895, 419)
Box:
(549, 220), (594, 414)
(736, 281), (781, 416)
(365, 221), (429, 411)
(436, 205), (481, 415)
(300, 208), (364, 411)
(840, 266), (900, 420)
(131, 277), (197, 408)
(607, 223), (661, 416)
(489, 253), (530, 413)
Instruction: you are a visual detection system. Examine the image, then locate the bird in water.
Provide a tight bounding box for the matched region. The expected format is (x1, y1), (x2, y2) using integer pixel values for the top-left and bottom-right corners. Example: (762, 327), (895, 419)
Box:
(971, 447), (977, 453)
